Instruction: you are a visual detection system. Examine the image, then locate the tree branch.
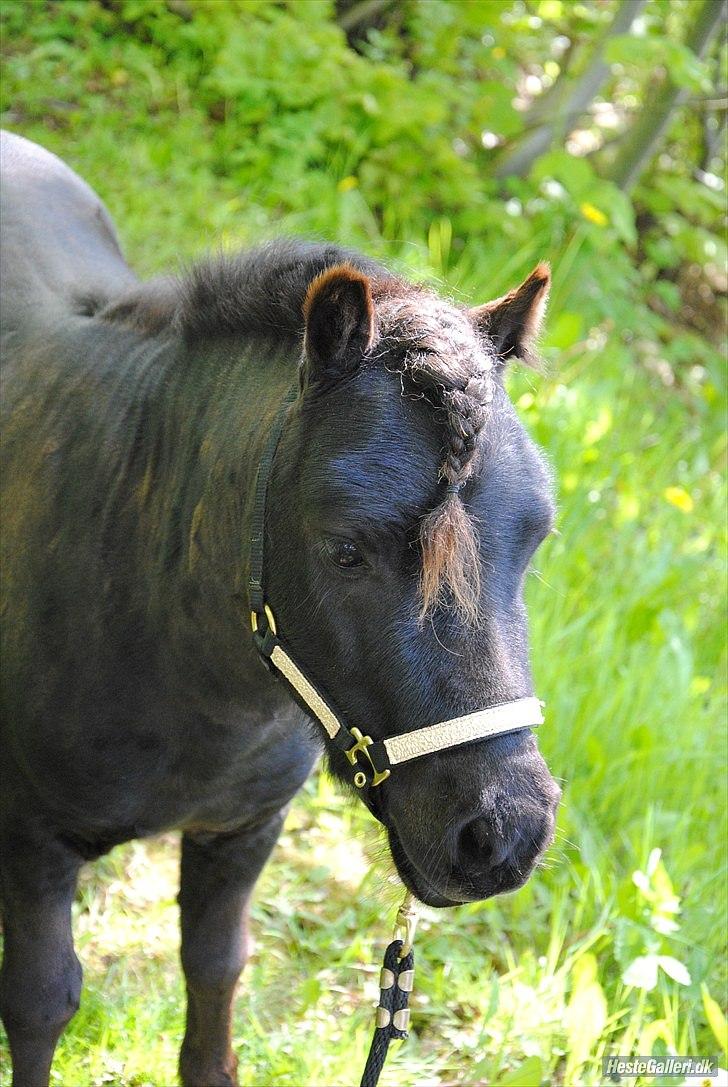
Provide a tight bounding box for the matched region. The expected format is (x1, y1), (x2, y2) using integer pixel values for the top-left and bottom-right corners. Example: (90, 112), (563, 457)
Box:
(606, 0), (727, 191)
(495, 0), (648, 179)
(338, 0), (396, 34)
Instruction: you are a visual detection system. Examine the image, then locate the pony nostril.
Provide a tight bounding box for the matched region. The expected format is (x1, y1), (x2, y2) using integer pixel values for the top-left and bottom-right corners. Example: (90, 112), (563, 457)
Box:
(459, 817), (490, 855)
(457, 806), (556, 877)
(457, 816), (510, 868)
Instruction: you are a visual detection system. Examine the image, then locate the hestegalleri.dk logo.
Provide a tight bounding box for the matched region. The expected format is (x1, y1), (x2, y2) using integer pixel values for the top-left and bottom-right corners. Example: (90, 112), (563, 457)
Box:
(602, 1055), (719, 1079)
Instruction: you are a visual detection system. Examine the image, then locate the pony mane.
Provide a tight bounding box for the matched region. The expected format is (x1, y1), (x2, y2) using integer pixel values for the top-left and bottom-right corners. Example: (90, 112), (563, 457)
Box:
(371, 283), (495, 626)
(101, 240), (386, 342)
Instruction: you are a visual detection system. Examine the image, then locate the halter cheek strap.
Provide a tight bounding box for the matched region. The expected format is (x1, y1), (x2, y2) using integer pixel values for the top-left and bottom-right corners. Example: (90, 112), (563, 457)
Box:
(249, 393), (544, 792)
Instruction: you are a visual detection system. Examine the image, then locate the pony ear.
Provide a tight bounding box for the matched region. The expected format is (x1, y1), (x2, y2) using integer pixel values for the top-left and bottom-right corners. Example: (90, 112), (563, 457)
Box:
(302, 264), (375, 387)
(470, 262), (550, 368)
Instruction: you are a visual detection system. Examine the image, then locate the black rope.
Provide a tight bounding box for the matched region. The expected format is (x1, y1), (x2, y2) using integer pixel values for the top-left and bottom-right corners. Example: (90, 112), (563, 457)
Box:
(360, 940), (415, 1087)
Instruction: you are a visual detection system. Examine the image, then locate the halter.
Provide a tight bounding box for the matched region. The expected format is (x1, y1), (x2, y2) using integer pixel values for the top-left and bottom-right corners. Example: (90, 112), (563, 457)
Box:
(248, 392), (545, 794)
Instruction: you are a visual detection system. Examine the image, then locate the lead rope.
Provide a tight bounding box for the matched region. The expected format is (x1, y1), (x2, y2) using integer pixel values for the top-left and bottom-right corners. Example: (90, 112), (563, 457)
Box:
(360, 893), (419, 1087)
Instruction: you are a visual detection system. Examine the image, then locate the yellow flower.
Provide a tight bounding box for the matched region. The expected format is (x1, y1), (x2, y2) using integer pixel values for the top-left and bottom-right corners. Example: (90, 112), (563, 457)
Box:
(580, 202), (608, 227)
(492, 46), (506, 59)
(337, 176), (358, 193)
(664, 486), (694, 513)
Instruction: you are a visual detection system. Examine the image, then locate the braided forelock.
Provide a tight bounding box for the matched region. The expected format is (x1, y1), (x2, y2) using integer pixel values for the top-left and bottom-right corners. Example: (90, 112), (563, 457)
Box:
(373, 288), (494, 626)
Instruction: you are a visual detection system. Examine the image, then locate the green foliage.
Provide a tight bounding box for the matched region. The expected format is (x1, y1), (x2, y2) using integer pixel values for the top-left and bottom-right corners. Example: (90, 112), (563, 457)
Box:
(605, 32), (711, 93)
(0, 0), (725, 1084)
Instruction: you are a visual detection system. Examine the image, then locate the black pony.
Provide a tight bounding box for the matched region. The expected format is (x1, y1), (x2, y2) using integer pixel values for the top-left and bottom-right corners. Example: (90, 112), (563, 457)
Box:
(0, 131), (561, 1087)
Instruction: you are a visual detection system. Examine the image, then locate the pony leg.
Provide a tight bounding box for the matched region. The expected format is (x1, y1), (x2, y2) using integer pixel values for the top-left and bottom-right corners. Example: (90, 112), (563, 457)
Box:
(0, 826), (83, 1087)
(178, 813), (286, 1087)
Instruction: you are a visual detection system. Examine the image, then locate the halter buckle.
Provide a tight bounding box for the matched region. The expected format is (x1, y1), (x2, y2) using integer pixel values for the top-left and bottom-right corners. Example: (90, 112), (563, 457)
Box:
(250, 603), (277, 636)
(250, 604), (280, 676)
(345, 727), (391, 789)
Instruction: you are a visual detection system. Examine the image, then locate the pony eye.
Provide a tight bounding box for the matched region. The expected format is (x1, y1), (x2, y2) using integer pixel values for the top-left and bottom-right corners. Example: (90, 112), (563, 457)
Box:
(327, 539), (365, 569)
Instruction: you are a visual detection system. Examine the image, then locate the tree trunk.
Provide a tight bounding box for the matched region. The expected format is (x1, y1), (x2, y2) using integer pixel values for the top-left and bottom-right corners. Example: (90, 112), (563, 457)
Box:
(606, 0), (727, 191)
(495, 0), (648, 179)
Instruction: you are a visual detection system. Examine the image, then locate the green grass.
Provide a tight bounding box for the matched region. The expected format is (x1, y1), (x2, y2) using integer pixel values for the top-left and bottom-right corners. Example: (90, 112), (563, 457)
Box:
(1, 3), (726, 1085)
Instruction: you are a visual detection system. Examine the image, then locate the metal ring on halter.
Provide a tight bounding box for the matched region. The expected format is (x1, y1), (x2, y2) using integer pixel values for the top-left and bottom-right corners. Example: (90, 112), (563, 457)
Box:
(250, 603), (277, 635)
